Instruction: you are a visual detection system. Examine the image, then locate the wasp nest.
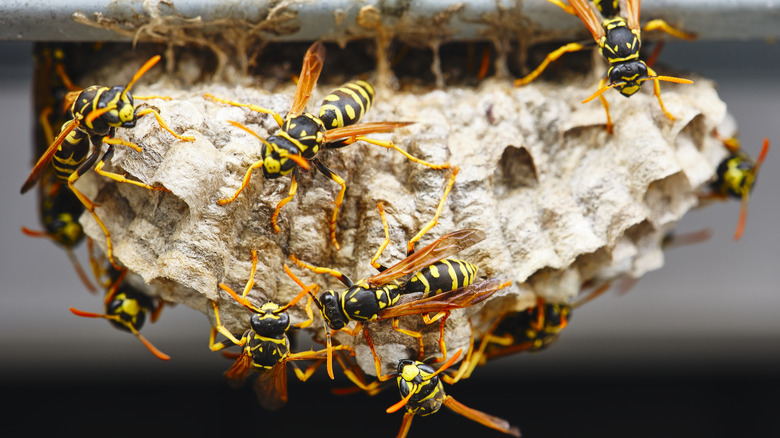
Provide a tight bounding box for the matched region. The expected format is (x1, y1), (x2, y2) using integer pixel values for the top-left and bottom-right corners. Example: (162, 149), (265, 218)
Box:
(73, 46), (728, 376)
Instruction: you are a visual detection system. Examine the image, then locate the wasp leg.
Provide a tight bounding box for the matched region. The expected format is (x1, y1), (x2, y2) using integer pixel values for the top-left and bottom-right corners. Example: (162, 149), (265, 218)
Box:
(422, 311), (451, 362)
(543, 0), (575, 15)
(643, 19), (696, 41)
(271, 168), (299, 234)
(133, 94), (173, 101)
(647, 66), (675, 122)
(93, 146), (170, 192)
(217, 159), (265, 205)
(332, 349), (385, 396)
(370, 202), (392, 271)
(203, 93), (285, 127)
(595, 77), (615, 134)
(363, 326), (396, 382)
(209, 300), (245, 348)
(135, 108), (196, 142)
(442, 396), (521, 437)
(514, 42), (588, 87)
(67, 151), (121, 270)
(289, 254), (355, 288)
(406, 166), (459, 255)
(390, 318), (426, 361)
(396, 412), (416, 438)
(312, 159), (347, 250)
(348, 135), (450, 170)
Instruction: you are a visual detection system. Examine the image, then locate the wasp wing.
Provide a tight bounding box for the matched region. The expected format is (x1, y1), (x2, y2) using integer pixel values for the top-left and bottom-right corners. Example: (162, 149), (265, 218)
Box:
(253, 362), (289, 411)
(322, 121), (414, 143)
(366, 229), (486, 288)
(568, 0), (606, 41)
(288, 41), (326, 118)
(21, 118), (79, 194)
(224, 349), (254, 388)
(624, 0), (641, 31)
(377, 277), (509, 320)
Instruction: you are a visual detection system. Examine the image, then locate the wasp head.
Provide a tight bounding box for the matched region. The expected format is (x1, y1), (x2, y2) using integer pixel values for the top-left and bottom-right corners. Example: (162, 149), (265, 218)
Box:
(319, 291), (348, 330)
(607, 61), (649, 97)
(106, 289), (149, 332)
(249, 305), (290, 337)
(262, 135), (302, 179)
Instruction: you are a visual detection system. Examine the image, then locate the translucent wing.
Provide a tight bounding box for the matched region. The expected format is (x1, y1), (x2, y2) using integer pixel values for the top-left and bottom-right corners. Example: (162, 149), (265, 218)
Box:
(624, 0), (642, 31)
(568, 0), (606, 41)
(377, 277), (509, 320)
(321, 122), (414, 143)
(253, 362), (289, 411)
(288, 41), (326, 118)
(366, 229), (486, 287)
(224, 349), (254, 388)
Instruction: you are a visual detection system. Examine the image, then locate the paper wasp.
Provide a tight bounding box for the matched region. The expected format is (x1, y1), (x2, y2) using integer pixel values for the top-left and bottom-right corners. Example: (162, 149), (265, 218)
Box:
(516, 0), (694, 133)
(22, 44), (99, 292)
(703, 135), (770, 241)
(204, 41), (449, 249)
(449, 282), (613, 382)
(386, 350), (521, 438)
(209, 249), (351, 410)
(20, 54), (194, 269)
(69, 247), (170, 360)
(289, 206), (509, 380)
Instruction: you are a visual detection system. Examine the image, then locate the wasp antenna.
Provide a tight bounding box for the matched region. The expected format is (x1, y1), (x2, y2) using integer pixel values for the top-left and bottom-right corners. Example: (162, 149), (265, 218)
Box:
(122, 55), (161, 100)
(84, 105), (114, 126)
(753, 138), (771, 175)
(386, 388), (416, 414)
(647, 75), (694, 85)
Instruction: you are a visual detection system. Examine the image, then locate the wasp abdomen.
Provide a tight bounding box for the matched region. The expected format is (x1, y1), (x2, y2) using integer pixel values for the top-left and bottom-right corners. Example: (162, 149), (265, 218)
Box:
(400, 259), (479, 298)
(318, 80), (375, 130)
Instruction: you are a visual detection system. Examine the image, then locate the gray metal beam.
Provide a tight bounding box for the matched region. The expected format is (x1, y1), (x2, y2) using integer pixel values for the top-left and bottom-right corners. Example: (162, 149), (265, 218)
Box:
(1, 0), (779, 42)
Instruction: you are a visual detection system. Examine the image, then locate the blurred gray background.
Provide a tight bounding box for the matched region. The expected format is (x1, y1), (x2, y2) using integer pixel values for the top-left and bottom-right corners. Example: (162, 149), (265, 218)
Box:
(1, 38), (778, 436)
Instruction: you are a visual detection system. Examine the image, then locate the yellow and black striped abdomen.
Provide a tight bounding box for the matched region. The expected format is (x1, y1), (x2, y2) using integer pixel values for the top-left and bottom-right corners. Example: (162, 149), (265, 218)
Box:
(318, 80), (375, 130)
(400, 259), (479, 298)
(51, 127), (91, 181)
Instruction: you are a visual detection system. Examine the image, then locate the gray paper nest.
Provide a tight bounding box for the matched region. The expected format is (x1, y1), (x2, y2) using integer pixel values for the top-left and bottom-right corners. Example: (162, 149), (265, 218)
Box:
(74, 48), (728, 376)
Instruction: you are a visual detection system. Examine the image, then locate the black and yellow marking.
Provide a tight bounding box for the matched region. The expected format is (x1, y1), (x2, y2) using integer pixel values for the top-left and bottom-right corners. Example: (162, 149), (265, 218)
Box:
(206, 42), (448, 250)
(21, 55), (194, 270)
(318, 80), (375, 130)
(69, 265), (169, 360)
(516, 0), (694, 133)
(401, 258), (479, 298)
(388, 354), (521, 438)
(209, 250), (347, 409)
(705, 136), (770, 240)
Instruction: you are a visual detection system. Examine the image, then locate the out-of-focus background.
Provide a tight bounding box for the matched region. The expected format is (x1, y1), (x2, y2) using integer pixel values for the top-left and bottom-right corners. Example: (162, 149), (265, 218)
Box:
(1, 34), (778, 436)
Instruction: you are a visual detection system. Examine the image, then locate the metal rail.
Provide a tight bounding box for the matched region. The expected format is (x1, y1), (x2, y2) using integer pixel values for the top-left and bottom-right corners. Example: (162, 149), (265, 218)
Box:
(0, 0), (778, 42)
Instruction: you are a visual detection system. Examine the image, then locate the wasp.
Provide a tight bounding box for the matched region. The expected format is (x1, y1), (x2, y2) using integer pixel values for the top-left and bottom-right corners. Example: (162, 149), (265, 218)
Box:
(448, 282), (613, 383)
(208, 250), (350, 410)
(516, 0), (694, 133)
(703, 136), (770, 241)
(386, 350), (521, 438)
(22, 45), (98, 292)
(205, 41), (450, 249)
(20, 55), (194, 269)
(69, 253), (170, 360)
(288, 204), (509, 380)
